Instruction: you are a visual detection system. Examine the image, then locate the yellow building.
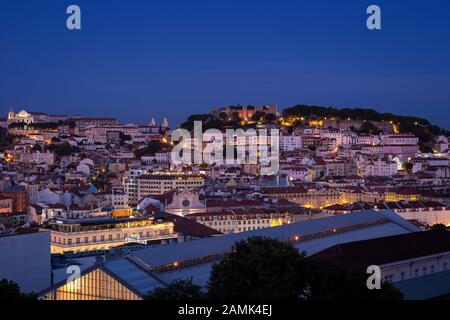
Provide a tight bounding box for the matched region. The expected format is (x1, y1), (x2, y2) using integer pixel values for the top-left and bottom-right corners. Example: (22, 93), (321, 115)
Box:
(137, 172), (205, 198)
(262, 187), (341, 209)
(386, 188), (420, 202)
(46, 215), (176, 254)
(40, 267), (141, 300)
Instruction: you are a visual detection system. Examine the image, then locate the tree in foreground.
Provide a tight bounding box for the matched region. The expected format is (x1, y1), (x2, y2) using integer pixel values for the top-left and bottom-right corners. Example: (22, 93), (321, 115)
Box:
(304, 258), (403, 300)
(430, 223), (447, 230)
(207, 237), (309, 300)
(0, 279), (37, 300)
(207, 237), (403, 300)
(145, 237), (403, 300)
(145, 279), (204, 300)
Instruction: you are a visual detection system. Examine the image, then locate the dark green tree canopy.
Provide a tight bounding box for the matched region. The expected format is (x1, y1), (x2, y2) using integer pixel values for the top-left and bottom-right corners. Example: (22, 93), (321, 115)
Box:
(46, 142), (80, 156)
(0, 279), (37, 301)
(207, 237), (403, 300)
(208, 237), (309, 300)
(357, 121), (382, 135)
(146, 237), (403, 300)
(145, 279), (204, 300)
(305, 258), (403, 300)
(134, 140), (164, 158)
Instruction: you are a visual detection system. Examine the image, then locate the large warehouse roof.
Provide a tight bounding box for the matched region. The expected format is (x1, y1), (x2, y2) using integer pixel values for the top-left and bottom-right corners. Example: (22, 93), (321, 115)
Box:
(103, 210), (419, 296)
(42, 210), (421, 298)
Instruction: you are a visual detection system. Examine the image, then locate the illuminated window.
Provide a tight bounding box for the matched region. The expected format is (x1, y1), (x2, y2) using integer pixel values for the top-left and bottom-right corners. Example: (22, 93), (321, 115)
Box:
(41, 268), (140, 300)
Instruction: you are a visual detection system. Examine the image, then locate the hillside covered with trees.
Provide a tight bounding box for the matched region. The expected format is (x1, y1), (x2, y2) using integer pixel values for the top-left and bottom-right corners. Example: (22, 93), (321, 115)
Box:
(282, 104), (448, 152)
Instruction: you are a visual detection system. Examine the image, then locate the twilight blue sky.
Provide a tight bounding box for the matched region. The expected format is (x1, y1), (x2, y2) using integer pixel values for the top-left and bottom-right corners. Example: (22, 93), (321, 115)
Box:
(1, 0), (449, 128)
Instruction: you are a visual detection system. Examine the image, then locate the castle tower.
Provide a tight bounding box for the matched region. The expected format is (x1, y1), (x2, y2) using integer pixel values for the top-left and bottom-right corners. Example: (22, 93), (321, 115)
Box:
(7, 108), (15, 121)
(162, 118), (169, 129)
(150, 118), (156, 126)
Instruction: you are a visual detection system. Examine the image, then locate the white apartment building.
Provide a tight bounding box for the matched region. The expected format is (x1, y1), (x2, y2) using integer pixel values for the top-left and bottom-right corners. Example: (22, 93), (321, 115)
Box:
(186, 209), (290, 234)
(377, 202), (450, 227)
(202, 130), (279, 150)
(32, 151), (55, 165)
(321, 128), (356, 146)
(359, 158), (398, 177)
(20, 182), (39, 204)
(85, 125), (141, 144)
(155, 151), (170, 163)
(123, 169), (146, 205)
(137, 173), (205, 198)
(110, 192), (128, 209)
(435, 136), (449, 153)
(18, 151), (55, 165)
(280, 134), (302, 151)
(381, 134), (419, 146)
(46, 216), (175, 254)
(279, 167), (314, 182)
(356, 135), (381, 145)
(326, 161), (358, 177)
(360, 145), (384, 156)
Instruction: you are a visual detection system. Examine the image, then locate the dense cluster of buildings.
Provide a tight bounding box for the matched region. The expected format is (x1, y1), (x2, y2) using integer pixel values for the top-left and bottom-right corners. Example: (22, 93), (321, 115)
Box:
(0, 105), (449, 300)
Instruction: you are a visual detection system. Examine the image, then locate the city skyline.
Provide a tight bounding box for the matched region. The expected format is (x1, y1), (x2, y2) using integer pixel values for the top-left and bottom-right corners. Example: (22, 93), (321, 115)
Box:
(1, 0), (450, 128)
(4, 102), (450, 131)
(1, 0), (450, 303)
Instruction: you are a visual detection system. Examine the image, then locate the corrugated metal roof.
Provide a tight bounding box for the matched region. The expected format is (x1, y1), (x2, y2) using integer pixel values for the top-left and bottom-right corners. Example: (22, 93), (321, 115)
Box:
(158, 263), (213, 289)
(47, 210), (421, 297)
(132, 222), (414, 293)
(103, 259), (162, 294)
(131, 210), (419, 267)
(293, 222), (414, 255)
(52, 256), (97, 284)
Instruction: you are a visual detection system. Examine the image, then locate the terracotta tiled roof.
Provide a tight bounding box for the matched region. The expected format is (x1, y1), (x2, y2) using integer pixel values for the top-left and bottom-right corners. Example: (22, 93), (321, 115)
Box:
(205, 200), (261, 208)
(262, 186), (307, 195)
(158, 212), (222, 237)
